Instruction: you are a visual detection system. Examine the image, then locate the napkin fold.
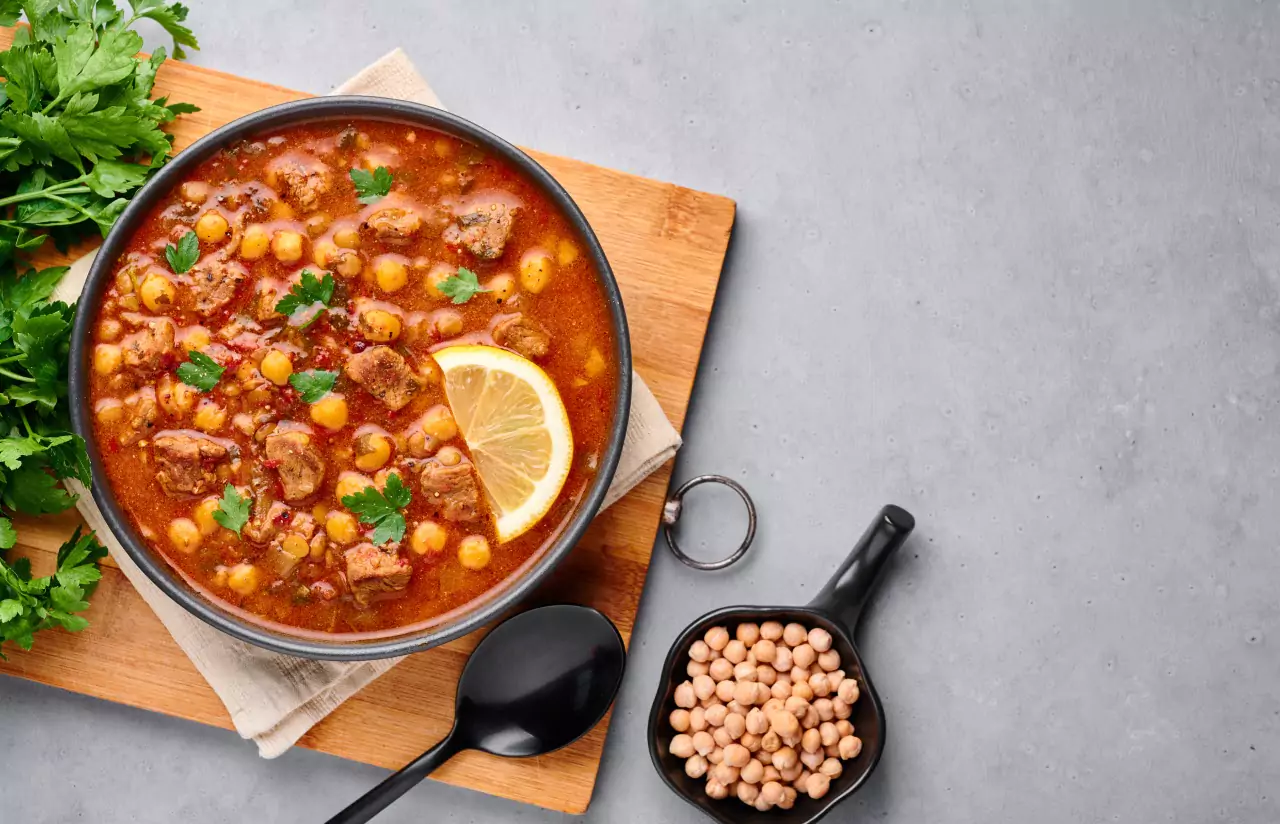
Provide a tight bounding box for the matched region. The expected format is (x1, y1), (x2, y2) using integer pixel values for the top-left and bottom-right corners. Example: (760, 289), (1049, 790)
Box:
(54, 49), (680, 758)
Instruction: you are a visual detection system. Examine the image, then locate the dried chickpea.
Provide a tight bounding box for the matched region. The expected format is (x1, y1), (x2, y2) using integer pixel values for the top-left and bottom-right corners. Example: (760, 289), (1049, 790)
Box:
(778, 786), (798, 810)
(807, 627), (833, 652)
(704, 780), (729, 800)
(752, 638), (777, 664)
(784, 696), (809, 719)
(736, 781), (759, 805)
(670, 734), (695, 758)
(692, 731), (715, 756)
(800, 750), (825, 771)
(736, 623), (761, 646)
(778, 760), (803, 783)
(838, 735), (862, 760)
(806, 772), (831, 800)
(793, 643), (816, 670)
(794, 771), (812, 795)
(832, 697), (852, 720)
(712, 726), (734, 748)
(260, 349), (293, 386)
(739, 759), (764, 785)
(241, 224), (270, 259)
(704, 703), (727, 727)
(699, 697), (716, 710)
(704, 626), (730, 651)
(810, 672), (832, 697)
(756, 749), (773, 766)
(790, 665), (810, 685)
(745, 708), (769, 736)
(724, 712), (746, 740)
(756, 665), (777, 686)
(410, 520), (447, 555)
(684, 755), (708, 779)
(272, 230), (304, 263)
(802, 727), (822, 754)
(772, 746), (798, 771)
(708, 763), (738, 786)
(723, 639), (747, 665)
(773, 646), (793, 673)
(687, 660), (709, 678)
(760, 731), (781, 753)
(754, 682), (772, 706)
(732, 681), (758, 707)
(819, 721), (840, 747)
(811, 698), (833, 722)
(94, 343), (123, 375)
(688, 706), (707, 732)
(733, 661), (757, 682)
(723, 743), (750, 768)
(818, 649), (842, 672)
(726, 700), (747, 717)
(195, 211), (228, 242)
(837, 678), (860, 704)
(670, 709), (691, 733)
(783, 623), (807, 646)
(802, 705), (821, 731)
(760, 621), (784, 641)
(792, 680), (814, 702)
(689, 640), (711, 663)
(770, 681), (791, 702)
(769, 710), (800, 739)
(741, 732), (762, 753)
(674, 681), (696, 709)
(835, 720), (854, 738)
(761, 781), (784, 806)
(820, 758), (843, 779)
(709, 658), (734, 682)
(458, 535), (491, 569)
(714, 680), (735, 703)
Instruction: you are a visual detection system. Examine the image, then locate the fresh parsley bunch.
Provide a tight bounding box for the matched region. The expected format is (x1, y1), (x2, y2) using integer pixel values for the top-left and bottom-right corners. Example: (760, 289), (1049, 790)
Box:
(0, 0), (200, 655)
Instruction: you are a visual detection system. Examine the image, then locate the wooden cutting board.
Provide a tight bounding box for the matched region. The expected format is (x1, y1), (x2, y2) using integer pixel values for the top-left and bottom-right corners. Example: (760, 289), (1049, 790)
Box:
(0, 30), (734, 816)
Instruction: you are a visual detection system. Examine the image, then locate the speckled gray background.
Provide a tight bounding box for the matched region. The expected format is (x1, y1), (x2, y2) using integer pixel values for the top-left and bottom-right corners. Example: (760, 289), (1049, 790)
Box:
(3, 1), (1278, 821)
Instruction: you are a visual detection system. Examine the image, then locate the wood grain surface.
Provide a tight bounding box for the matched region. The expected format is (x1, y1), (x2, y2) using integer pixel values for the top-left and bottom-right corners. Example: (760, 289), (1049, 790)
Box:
(0, 29), (734, 815)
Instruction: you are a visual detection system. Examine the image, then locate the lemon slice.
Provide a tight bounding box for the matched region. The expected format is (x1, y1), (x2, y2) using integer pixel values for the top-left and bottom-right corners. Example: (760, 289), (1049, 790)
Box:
(433, 345), (574, 543)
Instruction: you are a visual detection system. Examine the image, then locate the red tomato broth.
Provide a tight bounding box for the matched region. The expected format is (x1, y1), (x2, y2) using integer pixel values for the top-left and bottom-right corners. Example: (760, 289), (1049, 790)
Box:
(87, 119), (618, 635)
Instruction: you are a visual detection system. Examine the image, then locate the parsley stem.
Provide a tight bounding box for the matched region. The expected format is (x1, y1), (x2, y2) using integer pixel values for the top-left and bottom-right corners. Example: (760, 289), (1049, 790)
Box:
(0, 367), (35, 384)
(0, 182), (91, 209)
(0, 354), (27, 366)
(19, 410), (34, 438)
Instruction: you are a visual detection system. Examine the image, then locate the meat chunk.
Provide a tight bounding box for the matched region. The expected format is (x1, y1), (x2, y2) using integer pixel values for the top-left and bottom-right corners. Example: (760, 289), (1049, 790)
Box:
(268, 157), (331, 212)
(251, 279), (284, 323)
(121, 318), (175, 379)
(154, 432), (230, 497)
(188, 258), (249, 314)
(264, 430), (326, 501)
(344, 346), (420, 411)
(344, 543), (412, 606)
(492, 314), (551, 360)
(443, 199), (516, 260)
(363, 207), (421, 240)
(243, 499), (290, 544)
(119, 387), (157, 446)
(419, 461), (481, 522)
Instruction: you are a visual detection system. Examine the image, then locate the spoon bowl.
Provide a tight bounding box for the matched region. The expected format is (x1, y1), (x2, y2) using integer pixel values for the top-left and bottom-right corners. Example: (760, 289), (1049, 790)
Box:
(648, 505), (915, 824)
(330, 604), (626, 823)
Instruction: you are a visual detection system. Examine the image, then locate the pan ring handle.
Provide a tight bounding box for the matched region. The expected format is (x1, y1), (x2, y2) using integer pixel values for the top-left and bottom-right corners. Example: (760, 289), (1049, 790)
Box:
(662, 474), (757, 571)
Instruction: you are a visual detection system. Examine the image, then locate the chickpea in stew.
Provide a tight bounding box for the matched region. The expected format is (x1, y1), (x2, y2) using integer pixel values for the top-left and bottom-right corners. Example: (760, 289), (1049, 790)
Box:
(87, 119), (618, 635)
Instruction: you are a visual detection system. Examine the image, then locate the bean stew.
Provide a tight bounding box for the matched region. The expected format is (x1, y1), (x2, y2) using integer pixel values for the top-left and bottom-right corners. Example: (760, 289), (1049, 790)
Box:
(86, 118), (618, 637)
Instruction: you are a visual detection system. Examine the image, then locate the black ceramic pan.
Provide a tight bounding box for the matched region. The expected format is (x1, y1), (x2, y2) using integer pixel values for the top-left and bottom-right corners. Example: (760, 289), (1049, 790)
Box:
(647, 505), (915, 824)
(67, 97), (632, 661)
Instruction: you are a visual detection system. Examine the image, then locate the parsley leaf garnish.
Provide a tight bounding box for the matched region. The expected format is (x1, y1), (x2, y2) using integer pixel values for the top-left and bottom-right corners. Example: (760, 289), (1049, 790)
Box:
(164, 230), (199, 274)
(289, 369), (339, 404)
(1, 525), (106, 657)
(274, 270), (334, 328)
(349, 166), (393, 204)
(342, 473), (412, 545)
(212, 484), (251, 535)
(176, 350), (224, 392)
(438, 267), (490, 304)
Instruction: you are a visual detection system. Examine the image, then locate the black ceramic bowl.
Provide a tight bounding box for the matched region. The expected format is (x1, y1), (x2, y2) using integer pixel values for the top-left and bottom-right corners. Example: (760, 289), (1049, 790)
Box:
(67, 96), (632, 661)
(647, 506), (915, 824)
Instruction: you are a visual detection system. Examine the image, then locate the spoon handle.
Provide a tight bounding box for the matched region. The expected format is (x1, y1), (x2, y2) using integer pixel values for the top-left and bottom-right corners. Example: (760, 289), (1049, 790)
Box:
(325, 727), (464, 824)
(807, 505), (915, 635)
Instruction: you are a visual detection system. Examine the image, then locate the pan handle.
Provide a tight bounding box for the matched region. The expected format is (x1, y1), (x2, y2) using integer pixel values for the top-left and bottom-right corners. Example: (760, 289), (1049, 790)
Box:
(806, 505), (915, 636)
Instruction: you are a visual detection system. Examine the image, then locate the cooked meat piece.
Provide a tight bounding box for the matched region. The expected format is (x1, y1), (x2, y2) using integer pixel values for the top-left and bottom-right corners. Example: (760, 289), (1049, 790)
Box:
(119, 387), (157, 446)
(443, 200), (516, 260)
(264, 512), (318, 576)
(121, 318), (175, 379)
(243, 499), (290, 544)
(188, 258), (249, 314)
(344, 543), (412, 606)
(269, 158), (331, 212)
(419, 461), (481, 522)
(265, 430), (326, 501)
(344, 346), (419, 411)
(492, 314), (551, 360)
(154, 433), (229, 497)
(251, 280), (284, 322)
(363, 207), (421, 240)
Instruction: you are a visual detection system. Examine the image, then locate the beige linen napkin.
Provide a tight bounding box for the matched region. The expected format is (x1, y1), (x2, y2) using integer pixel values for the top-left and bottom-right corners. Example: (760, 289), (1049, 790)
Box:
(54, 49), (681, 758)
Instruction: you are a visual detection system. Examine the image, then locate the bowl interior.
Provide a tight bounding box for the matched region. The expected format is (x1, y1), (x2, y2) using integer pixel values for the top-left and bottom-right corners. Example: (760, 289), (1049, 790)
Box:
(68, 97), (632, 660)
(647, 606), (886, 824)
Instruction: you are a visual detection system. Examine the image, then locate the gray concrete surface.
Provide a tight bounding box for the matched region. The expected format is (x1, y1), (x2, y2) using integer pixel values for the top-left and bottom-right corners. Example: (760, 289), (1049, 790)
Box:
(3, 0), (1278, 821)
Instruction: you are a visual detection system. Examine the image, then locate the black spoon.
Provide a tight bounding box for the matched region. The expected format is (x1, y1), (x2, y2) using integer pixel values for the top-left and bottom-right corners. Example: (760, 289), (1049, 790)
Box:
(327, 604), (627, 824)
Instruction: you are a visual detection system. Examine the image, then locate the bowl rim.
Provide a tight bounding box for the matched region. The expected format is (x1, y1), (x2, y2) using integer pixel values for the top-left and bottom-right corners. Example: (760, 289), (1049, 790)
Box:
(645, 604), (887, 824)
(68, 95), (633, 661)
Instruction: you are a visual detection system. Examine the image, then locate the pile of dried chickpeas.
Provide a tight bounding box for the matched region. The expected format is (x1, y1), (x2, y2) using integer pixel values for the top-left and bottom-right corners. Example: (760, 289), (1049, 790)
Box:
(666, 621), (863, 811)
